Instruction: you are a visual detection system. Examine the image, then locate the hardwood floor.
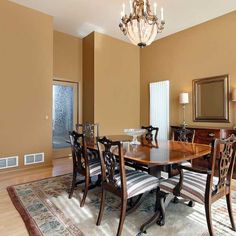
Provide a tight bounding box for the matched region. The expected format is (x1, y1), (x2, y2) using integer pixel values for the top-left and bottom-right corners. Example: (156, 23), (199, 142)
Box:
(0, 157), (73, 236)
(0, 157), (235, 236)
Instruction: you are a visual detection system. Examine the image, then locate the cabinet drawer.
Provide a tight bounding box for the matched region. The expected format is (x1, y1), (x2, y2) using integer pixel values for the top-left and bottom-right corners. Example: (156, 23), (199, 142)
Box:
(194, 129), (220, 144)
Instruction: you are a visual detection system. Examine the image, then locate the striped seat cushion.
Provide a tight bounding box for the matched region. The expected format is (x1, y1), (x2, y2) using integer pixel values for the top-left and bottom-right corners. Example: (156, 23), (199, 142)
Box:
(114, 170), (159, 198)
(87, 149), (99, 160)
(88, 159), (101, 176)
(160, 170), (218, 203)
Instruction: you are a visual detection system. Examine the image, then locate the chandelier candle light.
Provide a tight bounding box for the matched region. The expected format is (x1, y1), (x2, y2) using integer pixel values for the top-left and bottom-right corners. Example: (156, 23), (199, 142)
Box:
(119, 0), (165, 48)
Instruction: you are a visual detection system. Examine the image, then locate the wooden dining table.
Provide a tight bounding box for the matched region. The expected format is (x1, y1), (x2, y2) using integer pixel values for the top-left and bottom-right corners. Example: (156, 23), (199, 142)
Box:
(87, 135), (212, 233)
(87, 135), (211, 175)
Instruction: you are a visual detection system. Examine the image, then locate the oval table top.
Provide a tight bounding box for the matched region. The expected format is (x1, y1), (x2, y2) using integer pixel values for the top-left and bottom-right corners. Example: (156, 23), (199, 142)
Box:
(121, 140), (211, 165)
(87, 135), (211, 166)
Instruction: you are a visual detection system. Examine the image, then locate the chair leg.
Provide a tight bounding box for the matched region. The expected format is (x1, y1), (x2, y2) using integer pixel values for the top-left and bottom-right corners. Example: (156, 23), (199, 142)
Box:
(80, 175), (90, 207)
(157, 195), (166, 226)
(68, 171), (76, 199)
(96, 188), (106, 226)
(188, 200), (195, 207)
(172, 196), (179, 204)
(226, 192), (236, 231)
(116, 198), (127, 236)
(205, 201), (214, 236)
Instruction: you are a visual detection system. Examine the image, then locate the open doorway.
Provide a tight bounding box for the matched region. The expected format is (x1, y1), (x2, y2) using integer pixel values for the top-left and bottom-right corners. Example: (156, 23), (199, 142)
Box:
(52, 80), (78, 157)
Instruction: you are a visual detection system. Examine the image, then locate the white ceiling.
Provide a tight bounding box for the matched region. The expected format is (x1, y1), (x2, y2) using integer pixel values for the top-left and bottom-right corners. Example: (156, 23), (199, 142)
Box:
(10, 0), (236, 43)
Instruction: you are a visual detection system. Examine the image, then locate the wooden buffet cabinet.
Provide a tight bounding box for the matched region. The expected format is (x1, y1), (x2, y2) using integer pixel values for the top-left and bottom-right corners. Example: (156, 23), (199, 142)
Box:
(170, 125), (236, 179)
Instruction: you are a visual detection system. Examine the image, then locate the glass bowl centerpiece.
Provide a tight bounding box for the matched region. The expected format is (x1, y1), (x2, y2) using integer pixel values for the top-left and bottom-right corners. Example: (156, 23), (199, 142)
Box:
(124, 129), (146, 145)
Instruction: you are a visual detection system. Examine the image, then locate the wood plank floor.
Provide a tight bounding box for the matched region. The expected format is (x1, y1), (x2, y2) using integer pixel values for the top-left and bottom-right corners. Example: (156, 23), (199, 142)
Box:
(0, 157), (235, 236)
(0, 157), (72, 236)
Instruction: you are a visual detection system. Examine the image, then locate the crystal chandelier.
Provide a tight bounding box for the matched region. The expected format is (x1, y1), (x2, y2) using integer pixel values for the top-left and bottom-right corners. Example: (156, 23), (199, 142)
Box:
(119, 0), (165, 48)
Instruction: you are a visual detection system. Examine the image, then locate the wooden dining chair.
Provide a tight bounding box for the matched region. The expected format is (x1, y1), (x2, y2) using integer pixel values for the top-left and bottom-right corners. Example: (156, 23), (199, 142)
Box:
(169, 127), (196, 180)
(96, 137), (159, 236)
(68, 131), (101, 207)
(76, 122), (100, 160)
(76, 122), (99, 140)
(172, 127), (195, 143)
(141, 125), (159, 142)
(159, 134), (236, 236)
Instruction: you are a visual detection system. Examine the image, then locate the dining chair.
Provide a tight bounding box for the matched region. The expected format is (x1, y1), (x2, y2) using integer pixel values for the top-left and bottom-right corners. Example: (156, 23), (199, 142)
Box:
(168, 127), (195, 180)
(76, 122), (99, 140)
(159, 134), (236, 236)
(96, 136), (159, 236)
(126, 125), (159, 173)
(68, 131), (101, 207)
(76, 122), (100, 160)
(141, 125), (159, 142)
(172, 127), (195, 143)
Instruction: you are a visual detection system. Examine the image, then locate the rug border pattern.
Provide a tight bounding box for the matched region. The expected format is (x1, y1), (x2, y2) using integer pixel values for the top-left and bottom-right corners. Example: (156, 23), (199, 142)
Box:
(7, 186), (43, 236)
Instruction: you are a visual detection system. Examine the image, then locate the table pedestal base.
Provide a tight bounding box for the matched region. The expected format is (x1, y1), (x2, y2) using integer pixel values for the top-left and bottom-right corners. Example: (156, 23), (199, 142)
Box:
(140, 189), (173, 233)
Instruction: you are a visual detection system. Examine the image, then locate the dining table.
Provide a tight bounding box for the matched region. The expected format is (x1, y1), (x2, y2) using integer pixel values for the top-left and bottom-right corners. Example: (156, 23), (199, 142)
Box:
(86, 135), (212, 232)
(87, 135), (211, 175)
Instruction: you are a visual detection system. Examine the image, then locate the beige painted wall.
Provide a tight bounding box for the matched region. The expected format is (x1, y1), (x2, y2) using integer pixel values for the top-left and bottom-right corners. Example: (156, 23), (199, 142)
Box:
(140, 11), (236, 128)
(94, 32), (140, 135)
(0, 1), (53, 169)
(82, 32), (140, 135)
(83, 33), (95, 123)
(53, 31), (83, 123)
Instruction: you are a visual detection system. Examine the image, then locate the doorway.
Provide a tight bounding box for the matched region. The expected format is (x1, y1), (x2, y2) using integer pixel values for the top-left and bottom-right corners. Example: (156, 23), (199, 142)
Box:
(52, 80), (78, 150)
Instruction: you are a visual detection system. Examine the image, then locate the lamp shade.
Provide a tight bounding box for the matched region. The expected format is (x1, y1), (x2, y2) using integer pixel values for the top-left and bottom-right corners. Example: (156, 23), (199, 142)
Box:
(232, 89), (236, 102)
(179, 92), (189, 104)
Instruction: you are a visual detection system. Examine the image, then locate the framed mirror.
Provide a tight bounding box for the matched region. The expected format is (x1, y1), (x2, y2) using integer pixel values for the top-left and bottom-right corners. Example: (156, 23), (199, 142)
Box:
(193, 74), (230, 122)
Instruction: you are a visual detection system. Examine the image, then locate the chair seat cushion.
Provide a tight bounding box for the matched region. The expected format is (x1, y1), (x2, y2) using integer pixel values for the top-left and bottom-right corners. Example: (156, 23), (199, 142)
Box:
(88, 159), (101, 176)
(114, 170), (159, 198)
(181, 161), (192, 167)
(160, 170), (218, 203)
(87, 149), (99, 160)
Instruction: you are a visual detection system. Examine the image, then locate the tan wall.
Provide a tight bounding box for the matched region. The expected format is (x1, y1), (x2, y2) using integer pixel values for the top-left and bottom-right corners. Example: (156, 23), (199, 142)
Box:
(0, 1), (53, 169)
(83, 33), (95, 123)
(140, 11), (236, 128)
(53, 31), (83, 123)
(94, 32), (140, 135)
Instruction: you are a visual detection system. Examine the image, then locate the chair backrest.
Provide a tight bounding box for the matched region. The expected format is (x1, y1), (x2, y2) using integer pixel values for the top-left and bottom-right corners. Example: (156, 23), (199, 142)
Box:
(172, 127), (195, 143)
(76, 123), (99, 140)
(141, 125), (159, 142)
(97, 137), (126, 196)
(69, 131), (89, 173)
(209, 134), (236, 196)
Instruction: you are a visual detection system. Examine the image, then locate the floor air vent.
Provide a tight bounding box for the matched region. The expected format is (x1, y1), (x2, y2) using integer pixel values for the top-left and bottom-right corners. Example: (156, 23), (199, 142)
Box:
(24, 153), (44, 165)
(0, 156), (18, 169)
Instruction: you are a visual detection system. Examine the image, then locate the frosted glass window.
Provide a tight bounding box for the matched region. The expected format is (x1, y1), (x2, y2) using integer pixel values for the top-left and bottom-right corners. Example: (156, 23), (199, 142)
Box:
(150, 81), (169, 140)
(53, 82), (77, 149)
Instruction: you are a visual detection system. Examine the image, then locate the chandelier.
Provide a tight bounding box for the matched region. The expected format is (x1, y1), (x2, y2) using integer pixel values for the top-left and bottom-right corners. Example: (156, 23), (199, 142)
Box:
(119, 0), (165, 48)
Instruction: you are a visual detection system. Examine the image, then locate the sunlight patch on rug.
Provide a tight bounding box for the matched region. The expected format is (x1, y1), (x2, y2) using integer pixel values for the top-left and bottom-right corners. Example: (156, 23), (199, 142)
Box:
(7, 174), (236, 236)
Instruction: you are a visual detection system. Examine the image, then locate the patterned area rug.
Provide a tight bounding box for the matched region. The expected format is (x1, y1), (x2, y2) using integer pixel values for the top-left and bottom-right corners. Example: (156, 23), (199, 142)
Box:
(7, 174), (236, 236)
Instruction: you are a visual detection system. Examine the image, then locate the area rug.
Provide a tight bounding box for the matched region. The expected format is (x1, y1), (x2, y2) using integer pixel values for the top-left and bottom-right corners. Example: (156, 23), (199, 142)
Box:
(7, 174), (236, 236)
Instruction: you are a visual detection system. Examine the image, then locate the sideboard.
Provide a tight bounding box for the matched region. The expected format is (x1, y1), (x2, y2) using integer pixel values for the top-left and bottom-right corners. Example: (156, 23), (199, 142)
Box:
(170, 125), (236, 179)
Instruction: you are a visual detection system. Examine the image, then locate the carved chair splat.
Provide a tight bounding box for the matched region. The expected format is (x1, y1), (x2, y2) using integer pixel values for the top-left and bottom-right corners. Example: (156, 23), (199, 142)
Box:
(160, 134), (236, 236)
(96, 137), (160, 236)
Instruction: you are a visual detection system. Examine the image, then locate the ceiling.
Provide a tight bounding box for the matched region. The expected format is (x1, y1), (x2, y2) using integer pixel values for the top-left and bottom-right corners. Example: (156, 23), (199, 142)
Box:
(10, 0), (236, 43)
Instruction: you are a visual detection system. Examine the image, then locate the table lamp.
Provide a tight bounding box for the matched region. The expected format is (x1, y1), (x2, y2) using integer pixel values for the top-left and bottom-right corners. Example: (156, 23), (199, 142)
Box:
(179, 92), (189, 127)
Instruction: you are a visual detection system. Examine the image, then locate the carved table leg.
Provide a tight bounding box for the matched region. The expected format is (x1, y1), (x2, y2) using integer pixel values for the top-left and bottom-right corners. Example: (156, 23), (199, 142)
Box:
(140, 188), (168, 233)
